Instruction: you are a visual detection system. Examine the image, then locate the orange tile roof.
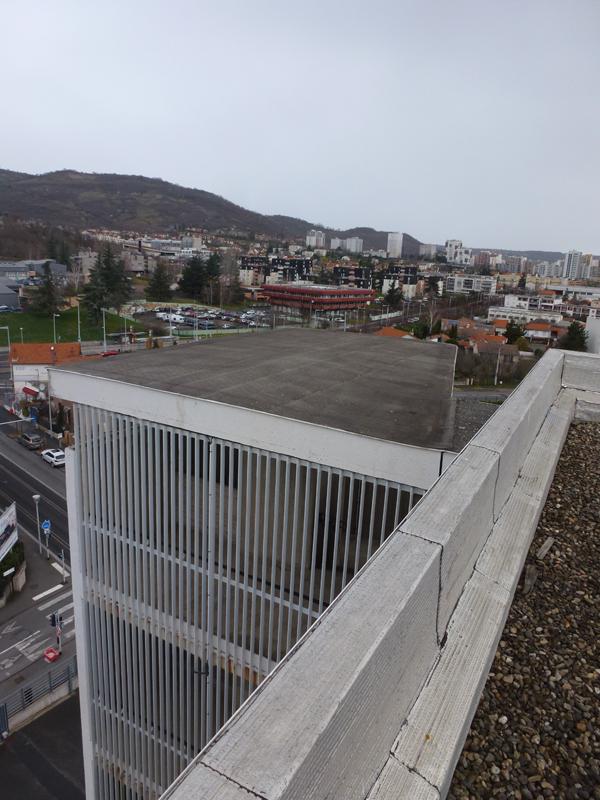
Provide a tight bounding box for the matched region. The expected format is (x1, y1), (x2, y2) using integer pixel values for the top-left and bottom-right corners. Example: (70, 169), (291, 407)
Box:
(525, 322), (552, 331)
(493, 319), (508, 328)
(10, 342), (82, 365)
(374, 327), (413, 338)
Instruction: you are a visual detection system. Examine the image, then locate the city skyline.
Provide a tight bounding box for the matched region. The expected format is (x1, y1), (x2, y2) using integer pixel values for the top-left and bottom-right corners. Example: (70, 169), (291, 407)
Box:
(1, 1), (599, 253)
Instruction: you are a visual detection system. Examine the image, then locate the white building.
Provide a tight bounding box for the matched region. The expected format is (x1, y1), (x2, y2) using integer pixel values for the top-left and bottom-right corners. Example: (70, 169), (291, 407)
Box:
(344, 237), (363, 254)
(54, 330), (460, 800)
(306, 229), (326, 248)
(330, 237), (344, 250)
(445, 240), (472, 266)
(387, 232), (402, 258)
(444, 274), (497, 295)
(487, 306), (563, 324)
(562, 250), (582, 280)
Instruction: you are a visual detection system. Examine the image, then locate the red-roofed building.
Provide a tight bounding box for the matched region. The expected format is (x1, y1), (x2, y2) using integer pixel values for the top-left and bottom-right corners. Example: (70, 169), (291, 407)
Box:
(262, 283), (375, 312)
(374, 327), (415, 339)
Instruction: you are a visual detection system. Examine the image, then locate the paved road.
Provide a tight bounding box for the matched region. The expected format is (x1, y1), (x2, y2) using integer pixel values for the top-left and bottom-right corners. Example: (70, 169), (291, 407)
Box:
(0, 415), (73, 697)
(0, 693), (84, 800)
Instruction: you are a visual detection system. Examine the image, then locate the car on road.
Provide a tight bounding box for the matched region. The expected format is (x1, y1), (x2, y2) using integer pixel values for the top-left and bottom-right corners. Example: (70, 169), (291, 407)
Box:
(41, 449), (66, 468)
(20, 432), (43, 450)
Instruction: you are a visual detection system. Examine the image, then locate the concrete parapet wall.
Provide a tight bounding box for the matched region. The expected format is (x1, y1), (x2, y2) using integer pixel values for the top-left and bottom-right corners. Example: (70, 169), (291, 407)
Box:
(160, 351), (600, 800)
(172, 534), (441, 800)
(563, 350), (600, 392)
(399, 445), (498, 637)
(470, 349), (564, 518)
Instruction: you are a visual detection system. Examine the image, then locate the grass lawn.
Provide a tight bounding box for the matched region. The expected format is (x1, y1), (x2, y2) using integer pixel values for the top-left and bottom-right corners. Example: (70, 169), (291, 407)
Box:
(0, 307), (147, 344)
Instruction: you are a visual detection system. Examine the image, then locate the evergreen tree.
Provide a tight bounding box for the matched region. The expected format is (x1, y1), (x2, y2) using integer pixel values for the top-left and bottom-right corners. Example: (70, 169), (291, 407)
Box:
(145, 263), (173, 301)
(82, 245), (132, 321)
(205, 253), (221, 305)
(58, 239), (71, 268)
(227, 277), (245, 305)
(179, 256), (207, 301)
(47, 232), (58, 260)
(384, 280), (403, 309)
(558, 321), (587, 351)
(30, 262), (61, 315)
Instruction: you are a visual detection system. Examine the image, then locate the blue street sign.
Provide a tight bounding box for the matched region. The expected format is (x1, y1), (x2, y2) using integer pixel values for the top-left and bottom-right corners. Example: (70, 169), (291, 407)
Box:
(41, 519), (51, 531)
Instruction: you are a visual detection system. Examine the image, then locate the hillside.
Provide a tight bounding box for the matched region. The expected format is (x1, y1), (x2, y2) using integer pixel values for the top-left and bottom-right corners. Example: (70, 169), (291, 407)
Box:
(0, 169), (387, 247)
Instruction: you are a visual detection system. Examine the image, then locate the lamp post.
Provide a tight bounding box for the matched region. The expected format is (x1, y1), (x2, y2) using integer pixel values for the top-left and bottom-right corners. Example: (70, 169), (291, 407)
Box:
(101, 308), (107, 351)
(32, 494), (42, 555)
(77, 302), (81, 343)
(52, 313), (60, 344)
(19, 327), (24, 344)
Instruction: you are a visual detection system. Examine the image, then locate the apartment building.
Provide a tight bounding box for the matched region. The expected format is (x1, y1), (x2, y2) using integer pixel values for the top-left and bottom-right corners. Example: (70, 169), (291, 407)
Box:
(444, 274), (497, 295)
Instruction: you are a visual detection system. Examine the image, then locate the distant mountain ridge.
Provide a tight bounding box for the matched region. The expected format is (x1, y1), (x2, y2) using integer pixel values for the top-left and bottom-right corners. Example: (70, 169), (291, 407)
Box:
(0, 168), (566, 260)
(0, 169), (387, 248)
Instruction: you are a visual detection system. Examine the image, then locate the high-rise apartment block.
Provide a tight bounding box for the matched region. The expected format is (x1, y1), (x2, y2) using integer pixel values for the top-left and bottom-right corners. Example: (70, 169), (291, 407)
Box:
(306, 229), (326, 248)
(562, 250), (582, 280)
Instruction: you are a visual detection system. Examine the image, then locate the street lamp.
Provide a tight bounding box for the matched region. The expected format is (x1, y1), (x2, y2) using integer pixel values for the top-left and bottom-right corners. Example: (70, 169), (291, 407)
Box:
(101, 308), (108, 351)
(52, 314), (60, 344)
(76, 302), (81, 343)
(19, 327), (24, 344)
(32, 494), (42, 555)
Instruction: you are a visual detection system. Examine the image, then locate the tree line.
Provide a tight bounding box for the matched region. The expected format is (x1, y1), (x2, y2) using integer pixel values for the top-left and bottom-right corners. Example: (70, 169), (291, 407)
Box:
(30, 244), (245, 319)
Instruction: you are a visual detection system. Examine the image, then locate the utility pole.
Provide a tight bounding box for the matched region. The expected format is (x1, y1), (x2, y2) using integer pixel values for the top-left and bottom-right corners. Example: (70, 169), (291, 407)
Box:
(32, 494), (42, 555)
(77, 302), (81, 343)
(60, 548), (66, 585)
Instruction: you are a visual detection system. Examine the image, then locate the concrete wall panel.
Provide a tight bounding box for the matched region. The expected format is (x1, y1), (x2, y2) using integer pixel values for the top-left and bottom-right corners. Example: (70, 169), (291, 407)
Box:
(399, 445), (499, 636)
(470, 350), (563, 518)
(366, 757), (440, 800)
(392, 571), (510, 797)
(562, 351), (600, 392)
(189, 535), (441, 800)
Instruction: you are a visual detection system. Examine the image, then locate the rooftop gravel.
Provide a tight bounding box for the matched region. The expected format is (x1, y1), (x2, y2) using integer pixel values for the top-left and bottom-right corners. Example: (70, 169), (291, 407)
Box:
(449, 422), (600, 800)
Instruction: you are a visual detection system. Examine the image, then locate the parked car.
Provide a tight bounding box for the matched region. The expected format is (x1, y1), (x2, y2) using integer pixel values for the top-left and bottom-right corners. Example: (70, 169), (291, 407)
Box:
(41, 449), (66, 468)
(20, 432), (43, 450)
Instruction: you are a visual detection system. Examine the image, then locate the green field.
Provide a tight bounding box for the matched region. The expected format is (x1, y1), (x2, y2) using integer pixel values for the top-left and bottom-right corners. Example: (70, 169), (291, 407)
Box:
(0, 307), (147, 344)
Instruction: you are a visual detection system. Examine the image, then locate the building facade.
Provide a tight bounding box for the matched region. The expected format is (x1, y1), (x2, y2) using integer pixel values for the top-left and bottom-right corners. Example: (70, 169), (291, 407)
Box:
(445, 274), (497, 295)
(55, 332), (458, 799)
(306, 229), (326, 248)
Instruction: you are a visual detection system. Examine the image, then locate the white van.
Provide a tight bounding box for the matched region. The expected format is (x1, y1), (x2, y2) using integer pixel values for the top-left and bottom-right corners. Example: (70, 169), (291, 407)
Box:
(169, 314), (185, 324)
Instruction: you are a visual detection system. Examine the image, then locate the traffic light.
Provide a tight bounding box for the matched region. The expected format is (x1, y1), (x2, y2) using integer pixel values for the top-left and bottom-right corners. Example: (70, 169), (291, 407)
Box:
(50, 613), (56, 627)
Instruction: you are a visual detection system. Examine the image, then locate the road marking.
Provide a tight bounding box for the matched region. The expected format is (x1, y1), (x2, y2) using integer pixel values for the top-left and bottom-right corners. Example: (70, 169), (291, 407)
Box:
(64, 629), (76, 641)
(32, 583), (64, 602)
(51, 562), (70, 577)
(1, 620), (19, 635)
(0, 629), (41, 656)
(45, 601), (74, 619)
(37, 589), (72, 611)
(21, 637), (53, 662)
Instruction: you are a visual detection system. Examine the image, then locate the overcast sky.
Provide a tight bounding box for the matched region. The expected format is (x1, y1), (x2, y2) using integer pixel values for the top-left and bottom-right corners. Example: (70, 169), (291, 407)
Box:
(1, 1), (599, 252)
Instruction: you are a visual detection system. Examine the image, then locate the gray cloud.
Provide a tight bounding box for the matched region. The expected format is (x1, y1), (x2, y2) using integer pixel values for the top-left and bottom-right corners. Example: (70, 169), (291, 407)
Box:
(1, 0), (599, 251)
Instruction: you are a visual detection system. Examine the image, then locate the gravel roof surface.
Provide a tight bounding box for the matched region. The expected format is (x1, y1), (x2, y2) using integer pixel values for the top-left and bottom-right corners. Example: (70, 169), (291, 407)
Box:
(449, 422), (600, 800)
(451, 397), (500, 451)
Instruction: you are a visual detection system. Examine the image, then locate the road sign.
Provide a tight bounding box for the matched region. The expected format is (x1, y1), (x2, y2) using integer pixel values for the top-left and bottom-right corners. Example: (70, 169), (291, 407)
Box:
(41, 519), (51, 531)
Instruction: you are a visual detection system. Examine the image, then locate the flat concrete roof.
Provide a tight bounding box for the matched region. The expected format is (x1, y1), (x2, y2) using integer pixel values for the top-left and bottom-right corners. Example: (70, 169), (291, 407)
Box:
(56, 329), (457, 449)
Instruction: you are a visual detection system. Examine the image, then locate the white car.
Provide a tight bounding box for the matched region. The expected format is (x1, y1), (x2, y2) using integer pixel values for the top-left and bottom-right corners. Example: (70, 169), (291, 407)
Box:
(41, 449), (66, 468)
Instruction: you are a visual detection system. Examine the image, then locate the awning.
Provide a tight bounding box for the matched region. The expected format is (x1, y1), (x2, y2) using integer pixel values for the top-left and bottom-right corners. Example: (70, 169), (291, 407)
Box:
(22, 384), (40, 397)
